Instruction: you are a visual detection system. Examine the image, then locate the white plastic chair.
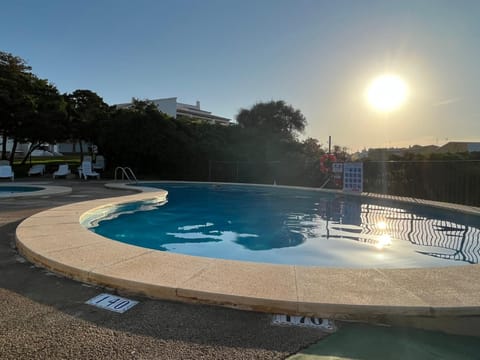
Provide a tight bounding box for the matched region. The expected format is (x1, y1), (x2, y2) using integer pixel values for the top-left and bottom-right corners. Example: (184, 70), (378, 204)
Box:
(93, 155), (105, 171)
(53, 164), (70, 179)
(0, 165), (14, 181)
(28, 164), (46, 176)
(81, 161), (100, 180)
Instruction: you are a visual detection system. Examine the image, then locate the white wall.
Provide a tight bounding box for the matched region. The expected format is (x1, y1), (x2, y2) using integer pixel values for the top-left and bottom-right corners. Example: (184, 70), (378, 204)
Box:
(57, 141), (90, 153)
(467, 143), (480, 152)
(151, 97), (177, 118)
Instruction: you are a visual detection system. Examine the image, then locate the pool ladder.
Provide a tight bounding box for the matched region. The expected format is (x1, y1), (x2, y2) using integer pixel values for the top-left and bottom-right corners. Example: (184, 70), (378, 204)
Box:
(114, 166), (138, 183)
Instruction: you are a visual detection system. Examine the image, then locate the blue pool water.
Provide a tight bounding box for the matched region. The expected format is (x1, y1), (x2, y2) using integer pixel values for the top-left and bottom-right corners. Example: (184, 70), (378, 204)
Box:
(0, 186), (44, 196)
(85, 183), (480, 268)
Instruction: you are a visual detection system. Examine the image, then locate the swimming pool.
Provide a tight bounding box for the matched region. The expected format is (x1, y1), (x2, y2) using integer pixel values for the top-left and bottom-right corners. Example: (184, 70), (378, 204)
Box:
(0, 185), (44, 196)
(84, 182), (480, 268)
(0, 184), (72, 198)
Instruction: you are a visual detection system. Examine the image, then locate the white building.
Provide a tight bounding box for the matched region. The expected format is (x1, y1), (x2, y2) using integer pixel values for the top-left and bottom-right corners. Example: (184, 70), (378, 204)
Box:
(116, 97), (232, 126)
(0, 138), (62, 157)
(55, 141), (91, 155)
(437, 141), (480, 153)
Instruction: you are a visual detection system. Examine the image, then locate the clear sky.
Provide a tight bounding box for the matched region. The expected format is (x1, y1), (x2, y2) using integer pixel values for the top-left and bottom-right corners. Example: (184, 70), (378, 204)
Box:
(2, 0), (480, 151)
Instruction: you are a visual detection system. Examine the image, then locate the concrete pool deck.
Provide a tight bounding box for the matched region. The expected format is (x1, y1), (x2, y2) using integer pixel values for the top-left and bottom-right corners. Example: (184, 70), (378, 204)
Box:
(3, 180), (331, 359)
(15, 182), (480, 322)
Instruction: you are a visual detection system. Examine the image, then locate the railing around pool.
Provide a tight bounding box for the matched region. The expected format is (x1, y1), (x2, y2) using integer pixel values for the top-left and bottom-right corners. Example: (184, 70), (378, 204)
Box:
(114, 167), (138, 183)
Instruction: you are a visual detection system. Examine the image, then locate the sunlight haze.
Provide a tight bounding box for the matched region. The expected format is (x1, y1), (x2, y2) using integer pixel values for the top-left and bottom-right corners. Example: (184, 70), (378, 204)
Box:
(1, 0), (479, 151)
(366, 74), (409, 113)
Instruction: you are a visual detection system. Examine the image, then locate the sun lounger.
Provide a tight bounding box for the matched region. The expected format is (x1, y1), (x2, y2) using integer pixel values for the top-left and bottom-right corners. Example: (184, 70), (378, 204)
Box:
(0, 165), (14, 181)
(80, 161), (100, 180)
(53, 164), (70, 179)
(28, 164), (46, 176)
(93, 155), (105, 171)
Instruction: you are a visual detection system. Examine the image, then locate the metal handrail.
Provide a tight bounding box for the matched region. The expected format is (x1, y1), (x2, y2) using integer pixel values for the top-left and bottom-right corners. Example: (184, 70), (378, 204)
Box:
(319, 174), (332, 189)
(114, 166), (138, 183)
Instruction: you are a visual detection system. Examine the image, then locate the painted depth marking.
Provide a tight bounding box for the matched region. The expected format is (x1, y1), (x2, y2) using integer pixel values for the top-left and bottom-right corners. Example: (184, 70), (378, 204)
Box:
(272, 314), (336, 332)
(86, 293), (139, 313)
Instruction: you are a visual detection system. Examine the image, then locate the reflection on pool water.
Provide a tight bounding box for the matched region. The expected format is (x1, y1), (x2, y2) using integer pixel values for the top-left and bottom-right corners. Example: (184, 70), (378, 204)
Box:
(84, 183), (480, 268)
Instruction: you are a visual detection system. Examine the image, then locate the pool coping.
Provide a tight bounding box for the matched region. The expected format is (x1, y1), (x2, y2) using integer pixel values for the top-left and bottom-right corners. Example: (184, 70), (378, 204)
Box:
(15, 181), (480, 321)
(0, 183), (72, 198)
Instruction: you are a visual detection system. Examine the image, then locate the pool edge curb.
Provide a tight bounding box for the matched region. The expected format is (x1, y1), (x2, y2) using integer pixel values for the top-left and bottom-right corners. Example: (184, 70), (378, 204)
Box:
(15, 181), (480, 322)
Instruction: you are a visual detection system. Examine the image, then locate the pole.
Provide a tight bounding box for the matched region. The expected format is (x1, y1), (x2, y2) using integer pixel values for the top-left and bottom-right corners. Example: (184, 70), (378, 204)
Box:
(328, 136), (331, 154)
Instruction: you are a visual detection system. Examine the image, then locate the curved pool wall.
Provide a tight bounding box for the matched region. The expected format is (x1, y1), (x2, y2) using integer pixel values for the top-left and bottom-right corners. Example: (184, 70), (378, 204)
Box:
(85, 182), (480, 269)
(0, 183), (72, 198)
(15, 181), (480, 321)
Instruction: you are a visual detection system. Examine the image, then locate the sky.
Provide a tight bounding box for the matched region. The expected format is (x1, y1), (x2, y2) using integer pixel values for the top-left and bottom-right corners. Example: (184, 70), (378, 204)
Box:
(2, 0), (480, 151)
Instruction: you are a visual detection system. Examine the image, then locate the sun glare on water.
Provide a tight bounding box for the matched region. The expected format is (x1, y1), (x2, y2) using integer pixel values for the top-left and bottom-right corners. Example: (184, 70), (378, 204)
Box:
(366, 74), (409, 112)
(375, 234), (392, 250)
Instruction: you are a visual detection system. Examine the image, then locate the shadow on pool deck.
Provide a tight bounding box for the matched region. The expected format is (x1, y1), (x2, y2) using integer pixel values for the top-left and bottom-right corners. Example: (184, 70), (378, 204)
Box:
(288, 323), (480, 360)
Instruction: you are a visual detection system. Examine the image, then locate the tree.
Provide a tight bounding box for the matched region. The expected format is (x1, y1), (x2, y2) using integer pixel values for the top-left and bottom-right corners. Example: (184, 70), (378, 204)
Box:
(332, 145), (348, 161)
(65, 89), (110, 158)
(0, 51), (33, 161)
(302, 138), (324, 158)
(129, 98), (160, 114)
(236, 100), (307, 139)
(235, 100), (307, 168)
(0, 51), (69, 164)
(97, 103), (191, 176)
(17, 78), (68, 164)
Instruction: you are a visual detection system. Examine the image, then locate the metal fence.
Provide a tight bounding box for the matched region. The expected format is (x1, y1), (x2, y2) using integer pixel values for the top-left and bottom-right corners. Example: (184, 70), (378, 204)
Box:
(363, 160), (480, 206)
(206, 160), (480, 206)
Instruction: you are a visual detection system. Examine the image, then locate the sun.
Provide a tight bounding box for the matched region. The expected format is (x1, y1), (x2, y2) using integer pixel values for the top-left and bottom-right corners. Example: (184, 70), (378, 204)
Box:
(365, 74), (409, 112)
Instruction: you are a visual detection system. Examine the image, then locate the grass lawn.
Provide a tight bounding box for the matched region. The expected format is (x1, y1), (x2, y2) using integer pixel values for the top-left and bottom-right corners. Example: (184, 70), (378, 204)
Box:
(11, 156), (82, 177)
